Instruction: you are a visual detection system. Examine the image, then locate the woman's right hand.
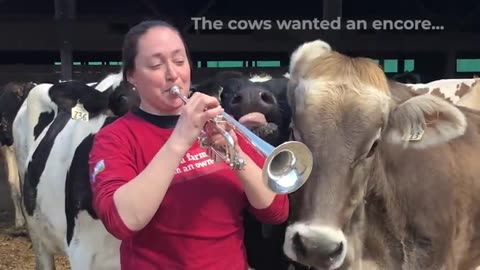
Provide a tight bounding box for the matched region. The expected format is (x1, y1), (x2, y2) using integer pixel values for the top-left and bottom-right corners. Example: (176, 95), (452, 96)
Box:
(169, 92), (224, 153)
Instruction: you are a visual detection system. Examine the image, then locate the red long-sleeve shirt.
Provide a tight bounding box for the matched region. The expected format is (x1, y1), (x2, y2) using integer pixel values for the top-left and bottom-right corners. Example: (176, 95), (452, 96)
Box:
(88, 110), (289, 270)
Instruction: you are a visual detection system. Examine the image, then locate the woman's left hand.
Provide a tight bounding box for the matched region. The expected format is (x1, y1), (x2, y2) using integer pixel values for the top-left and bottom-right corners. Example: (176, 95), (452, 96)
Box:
(202, 117), (240, 151)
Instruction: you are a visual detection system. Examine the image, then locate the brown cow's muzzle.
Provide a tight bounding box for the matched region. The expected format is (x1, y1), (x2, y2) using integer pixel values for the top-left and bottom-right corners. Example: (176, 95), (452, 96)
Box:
(283, 223), (348, 270)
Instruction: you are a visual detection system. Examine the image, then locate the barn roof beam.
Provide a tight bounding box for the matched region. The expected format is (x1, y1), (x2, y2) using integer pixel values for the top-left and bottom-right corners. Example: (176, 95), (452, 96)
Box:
(323, 0), (342, 20)
(184, 32), (480, 53)
(140, 0), (162, 17)
(0, 21), (479, 53)
(182, 0), (218, 34)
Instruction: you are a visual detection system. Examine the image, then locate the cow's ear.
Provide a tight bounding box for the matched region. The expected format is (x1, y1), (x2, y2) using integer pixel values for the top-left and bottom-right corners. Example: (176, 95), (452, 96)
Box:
(384, 94), (467, 149)
(286, 78), (306, 117)
(190, 79), (224, 99)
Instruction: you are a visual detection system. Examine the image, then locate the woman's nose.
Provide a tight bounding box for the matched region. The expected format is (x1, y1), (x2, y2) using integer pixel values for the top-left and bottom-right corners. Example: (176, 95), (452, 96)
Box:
(166, 63), (179, 81)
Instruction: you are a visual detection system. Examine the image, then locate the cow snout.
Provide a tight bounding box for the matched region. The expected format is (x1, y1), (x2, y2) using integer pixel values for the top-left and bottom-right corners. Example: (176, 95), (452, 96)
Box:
(284, 223), (347, 269)
(229, 88), (276, 112)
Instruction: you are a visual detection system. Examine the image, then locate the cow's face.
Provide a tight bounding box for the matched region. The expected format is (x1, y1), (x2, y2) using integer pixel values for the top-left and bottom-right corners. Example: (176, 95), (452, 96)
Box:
(284, 79), (390, 269)
(222, 76), (291, 146)
(193, 71), (291, 146)
(194, 73), (291, 147)
(0, 82), (36, 146)
(283, 51), (468, 269)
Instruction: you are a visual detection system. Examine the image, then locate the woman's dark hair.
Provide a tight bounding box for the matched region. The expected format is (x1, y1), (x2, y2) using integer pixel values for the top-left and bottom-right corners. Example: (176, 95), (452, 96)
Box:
(121, 20), (192, 84)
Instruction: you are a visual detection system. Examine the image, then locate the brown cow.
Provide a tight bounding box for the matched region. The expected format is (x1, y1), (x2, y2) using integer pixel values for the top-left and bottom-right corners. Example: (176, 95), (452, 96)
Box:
(282, 39), (480, 270)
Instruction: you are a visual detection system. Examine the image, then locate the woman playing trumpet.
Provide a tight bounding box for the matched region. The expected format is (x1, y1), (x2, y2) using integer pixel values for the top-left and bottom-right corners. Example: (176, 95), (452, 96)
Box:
(88, 20), (289, 270)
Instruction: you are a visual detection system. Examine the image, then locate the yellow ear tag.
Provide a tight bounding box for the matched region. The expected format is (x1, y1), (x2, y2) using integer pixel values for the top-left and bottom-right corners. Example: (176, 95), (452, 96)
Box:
(71, 101), (89, 121)
(407, 128), (424, 141)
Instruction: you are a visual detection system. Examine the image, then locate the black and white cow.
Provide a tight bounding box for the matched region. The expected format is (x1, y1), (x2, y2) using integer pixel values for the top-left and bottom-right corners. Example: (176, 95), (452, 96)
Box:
(12, 72), (139, 269)
(0, 81), (37, 228)
(192, 71), (309, 270)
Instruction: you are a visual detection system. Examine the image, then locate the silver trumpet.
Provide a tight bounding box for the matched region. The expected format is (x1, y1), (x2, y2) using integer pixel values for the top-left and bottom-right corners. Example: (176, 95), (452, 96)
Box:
(169, 85), (313, 194)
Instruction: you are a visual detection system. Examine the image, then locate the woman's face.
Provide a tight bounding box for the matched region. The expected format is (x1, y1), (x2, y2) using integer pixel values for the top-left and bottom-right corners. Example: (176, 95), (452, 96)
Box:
(127, 26), (191, 115)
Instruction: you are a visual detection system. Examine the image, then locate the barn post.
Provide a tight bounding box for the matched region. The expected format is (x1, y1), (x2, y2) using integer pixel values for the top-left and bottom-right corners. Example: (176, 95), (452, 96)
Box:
(445, 50), (456, 79)
(323, 0), (342, 44)
(54, 0), (76, 81)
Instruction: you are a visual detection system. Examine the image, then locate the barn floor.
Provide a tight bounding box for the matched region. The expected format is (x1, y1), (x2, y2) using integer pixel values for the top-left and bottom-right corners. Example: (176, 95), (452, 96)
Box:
(0, 151), (70, 269)
(0, 207), (71, 269)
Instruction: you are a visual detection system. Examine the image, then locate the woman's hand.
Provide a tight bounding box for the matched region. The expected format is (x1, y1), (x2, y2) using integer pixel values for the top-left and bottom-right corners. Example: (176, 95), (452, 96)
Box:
(170, 92), (224, 153)
(203, 119), (239, 151)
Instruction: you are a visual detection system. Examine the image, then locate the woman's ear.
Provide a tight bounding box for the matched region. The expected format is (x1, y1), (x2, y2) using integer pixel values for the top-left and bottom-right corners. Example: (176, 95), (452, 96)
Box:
(125, 68), (136, 86)
(126, 76), (135, 87)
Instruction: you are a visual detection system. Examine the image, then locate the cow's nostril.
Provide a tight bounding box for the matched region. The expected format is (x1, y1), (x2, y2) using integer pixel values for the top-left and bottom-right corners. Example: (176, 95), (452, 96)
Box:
(259, 92), (275, 105)
(292, 232), (307, 257)
(231, 94), (242, 105)
(327, 242), (343, 261)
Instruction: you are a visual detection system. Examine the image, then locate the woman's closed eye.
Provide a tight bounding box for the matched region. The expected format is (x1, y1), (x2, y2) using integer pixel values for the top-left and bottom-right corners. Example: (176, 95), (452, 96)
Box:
(173, 58), (185, 65)
(150, 62), (163, 69)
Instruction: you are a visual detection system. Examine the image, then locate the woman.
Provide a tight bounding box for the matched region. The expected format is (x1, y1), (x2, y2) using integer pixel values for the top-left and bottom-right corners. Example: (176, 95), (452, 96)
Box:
(88, 20), (289, 270)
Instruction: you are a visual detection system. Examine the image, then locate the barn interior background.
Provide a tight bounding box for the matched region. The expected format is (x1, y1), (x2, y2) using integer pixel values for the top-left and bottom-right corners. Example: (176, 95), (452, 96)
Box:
(1, 0), (480, 209)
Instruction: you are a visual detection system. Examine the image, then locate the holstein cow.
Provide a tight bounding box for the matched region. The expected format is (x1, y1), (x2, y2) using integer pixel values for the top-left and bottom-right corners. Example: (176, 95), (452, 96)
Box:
(0, 81), (37, 228)
(192, 71), (309, 270)
(283, 39), (480, 269)
(13, 72), (139, 270)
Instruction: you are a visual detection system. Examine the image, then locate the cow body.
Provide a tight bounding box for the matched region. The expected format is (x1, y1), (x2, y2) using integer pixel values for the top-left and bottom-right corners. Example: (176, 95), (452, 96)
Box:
(283, 40), (480, 270)
(23, 109), (119, 269)
(388, 79), (480, 108)
(12, 72), (138, 270)
(403, 78), (479, 104)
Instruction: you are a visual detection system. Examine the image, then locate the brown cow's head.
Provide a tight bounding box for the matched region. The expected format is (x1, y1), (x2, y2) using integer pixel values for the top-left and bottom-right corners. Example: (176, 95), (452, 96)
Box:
(283, 40), (467, 269)
(0, 81), (36, 146)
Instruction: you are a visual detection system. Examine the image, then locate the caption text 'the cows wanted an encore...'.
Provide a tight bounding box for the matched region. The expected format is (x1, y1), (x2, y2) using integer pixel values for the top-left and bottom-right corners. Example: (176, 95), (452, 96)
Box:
(191, 17), (445, 31)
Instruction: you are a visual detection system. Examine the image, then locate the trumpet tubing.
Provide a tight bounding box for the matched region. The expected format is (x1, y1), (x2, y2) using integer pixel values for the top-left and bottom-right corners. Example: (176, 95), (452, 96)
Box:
(169, 85), (313, 194)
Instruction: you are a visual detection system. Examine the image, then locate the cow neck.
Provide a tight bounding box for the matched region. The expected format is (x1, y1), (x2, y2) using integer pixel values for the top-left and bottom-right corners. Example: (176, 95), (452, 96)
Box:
(133, 108), (179, 129)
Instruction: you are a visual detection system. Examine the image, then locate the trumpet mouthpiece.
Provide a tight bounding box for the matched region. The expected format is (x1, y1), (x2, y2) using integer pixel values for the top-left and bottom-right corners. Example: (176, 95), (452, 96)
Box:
(169, 86), (189, 104)
(169, 86), (181, 95)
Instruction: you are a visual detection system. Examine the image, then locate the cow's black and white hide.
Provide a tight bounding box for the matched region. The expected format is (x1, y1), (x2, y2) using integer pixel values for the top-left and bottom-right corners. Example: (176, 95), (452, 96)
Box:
(192, 71), (308, 270)
(13, 72), (139, 270)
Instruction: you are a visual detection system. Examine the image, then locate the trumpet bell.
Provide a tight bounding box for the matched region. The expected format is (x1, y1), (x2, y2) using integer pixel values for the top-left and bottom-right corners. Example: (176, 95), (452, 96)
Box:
(264, 141), (313, 194)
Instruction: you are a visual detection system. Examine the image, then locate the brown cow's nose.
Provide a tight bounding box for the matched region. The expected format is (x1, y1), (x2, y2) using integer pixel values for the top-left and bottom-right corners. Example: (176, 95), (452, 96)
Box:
(229, 88), (276, 112)
(292, 231), (344, 260)
(285, 224), (347, 269)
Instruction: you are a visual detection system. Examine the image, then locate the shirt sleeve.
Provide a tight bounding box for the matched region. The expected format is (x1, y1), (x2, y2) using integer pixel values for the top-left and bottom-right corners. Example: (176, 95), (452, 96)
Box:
(89, 125), (138, 240)
(236, 131), (290, 225)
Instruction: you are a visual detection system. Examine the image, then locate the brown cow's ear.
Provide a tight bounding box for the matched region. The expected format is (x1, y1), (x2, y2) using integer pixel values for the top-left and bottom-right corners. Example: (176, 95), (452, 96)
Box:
(384, 94), (467, 149)
(286, 78), (307, 119)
